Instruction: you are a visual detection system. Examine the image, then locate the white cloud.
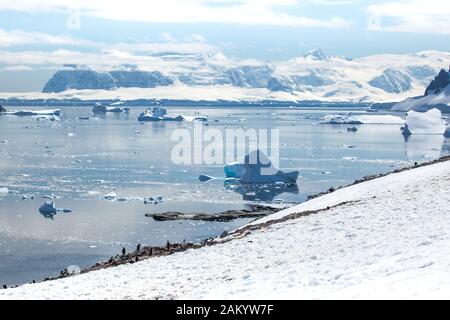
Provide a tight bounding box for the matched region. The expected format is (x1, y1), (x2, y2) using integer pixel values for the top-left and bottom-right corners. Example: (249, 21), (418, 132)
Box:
(0, 28), (95, 47)
(367, 0), (450, 35)
(0, 0), (352, 28)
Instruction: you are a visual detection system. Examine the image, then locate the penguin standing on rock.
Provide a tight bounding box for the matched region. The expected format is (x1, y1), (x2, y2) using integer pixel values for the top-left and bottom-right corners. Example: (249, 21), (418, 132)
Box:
(137, 244), (141, 251)
(122, 247), (126, 256)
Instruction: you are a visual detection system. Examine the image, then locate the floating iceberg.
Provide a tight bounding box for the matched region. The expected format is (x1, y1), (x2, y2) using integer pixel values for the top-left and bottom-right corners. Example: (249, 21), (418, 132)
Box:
(39, 201), (57, 215)
(401, 108), (446, 136)
(2, 109), (61, 116)
(92, 103), (129, 114)
(138, 106), (185, 122)
(224, 150), (299, 184)
(322, 114), (404, 125)
(38, 201), (72, 219)
(198, 174), (215, 182)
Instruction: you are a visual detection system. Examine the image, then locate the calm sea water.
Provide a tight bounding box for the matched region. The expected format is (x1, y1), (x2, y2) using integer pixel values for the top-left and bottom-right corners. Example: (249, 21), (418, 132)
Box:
(0, 105), (448, 285)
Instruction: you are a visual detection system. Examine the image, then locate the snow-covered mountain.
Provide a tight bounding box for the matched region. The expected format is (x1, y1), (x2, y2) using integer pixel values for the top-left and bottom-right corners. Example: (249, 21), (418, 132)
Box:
(43, 69), (174, 93)
(392, 68), (450, 112)
(29, 50), (450, 103)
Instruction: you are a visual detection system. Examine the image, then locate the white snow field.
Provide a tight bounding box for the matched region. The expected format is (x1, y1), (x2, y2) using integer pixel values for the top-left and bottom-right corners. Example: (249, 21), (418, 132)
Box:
(1, 160), (450, 300)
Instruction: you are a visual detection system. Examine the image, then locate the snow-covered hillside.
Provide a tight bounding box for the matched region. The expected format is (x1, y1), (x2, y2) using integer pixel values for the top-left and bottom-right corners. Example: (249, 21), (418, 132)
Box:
(393, 68), (450, 112)
(1, 159), (449, 300)
(33, 50), (450, 103)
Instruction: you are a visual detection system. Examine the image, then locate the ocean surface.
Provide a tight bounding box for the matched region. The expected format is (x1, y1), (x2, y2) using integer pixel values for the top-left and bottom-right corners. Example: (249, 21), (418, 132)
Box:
(1, 105), (449, 286)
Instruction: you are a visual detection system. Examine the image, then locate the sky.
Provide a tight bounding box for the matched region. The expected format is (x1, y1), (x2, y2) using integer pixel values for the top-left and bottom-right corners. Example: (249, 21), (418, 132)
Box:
(0, 0), (450, 92)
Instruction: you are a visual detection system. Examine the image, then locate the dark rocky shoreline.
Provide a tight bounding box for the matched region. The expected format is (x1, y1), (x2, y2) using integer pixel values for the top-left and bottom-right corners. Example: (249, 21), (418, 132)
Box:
(145, 204), (279, 222)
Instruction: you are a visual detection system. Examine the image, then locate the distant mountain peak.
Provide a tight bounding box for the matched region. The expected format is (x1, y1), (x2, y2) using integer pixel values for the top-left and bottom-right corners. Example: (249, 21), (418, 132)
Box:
(425, 68), (450, 96)
(303, 49), (328, 61)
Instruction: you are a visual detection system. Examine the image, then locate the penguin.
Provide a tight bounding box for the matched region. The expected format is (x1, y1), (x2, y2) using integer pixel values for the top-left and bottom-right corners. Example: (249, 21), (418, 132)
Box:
(137, 243), (141, 251)
(2, 284), (6, 289)
(122, 247), (126, 256)
(150, 247), (153, 256)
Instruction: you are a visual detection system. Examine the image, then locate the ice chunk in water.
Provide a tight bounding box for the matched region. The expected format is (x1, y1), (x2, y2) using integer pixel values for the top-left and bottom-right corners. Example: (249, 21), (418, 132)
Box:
(225, 150), (299, 184)
(402, 108), (446, 135)
(39, 201), (57, 215)
(199, 174), (215, 182)
(103, 192), (118, 201)
(0, 187), (9, 196)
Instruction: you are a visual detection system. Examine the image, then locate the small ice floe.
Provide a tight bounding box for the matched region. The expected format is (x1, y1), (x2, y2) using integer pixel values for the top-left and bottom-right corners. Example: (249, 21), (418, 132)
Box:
(144, 196), (164, 205)
(39, 201), (72, 219)
(0, 139), (7, 144)
(3, 109), (61, 116)
(21, 194), (34, 200)
(401, 108), (446, 136)
(34, 115), (60, 121)
(103, 192), (118, 201)
(138, 106), (185, 122)
(0, 187), (9, 196)
(92, 102), (129, 114)
(78, 116), (90, 120)
(322, 114), (404, 125)
(198, 174), (215, 182)
(347, 127), (358, 132)
(342, 156), (358, 161)
(193, 116), (208, 122)
(224, 150), (299, 184)
(43, 194), (60, 200)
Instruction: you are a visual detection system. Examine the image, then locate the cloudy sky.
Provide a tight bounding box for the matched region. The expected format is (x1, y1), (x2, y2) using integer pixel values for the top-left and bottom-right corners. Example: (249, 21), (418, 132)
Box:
(1, 0), (450, 92)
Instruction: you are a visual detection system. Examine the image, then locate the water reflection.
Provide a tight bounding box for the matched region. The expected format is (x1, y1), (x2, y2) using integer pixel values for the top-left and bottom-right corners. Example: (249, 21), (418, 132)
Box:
(404, 135), (444, 160)
(224, 179), (299, 202)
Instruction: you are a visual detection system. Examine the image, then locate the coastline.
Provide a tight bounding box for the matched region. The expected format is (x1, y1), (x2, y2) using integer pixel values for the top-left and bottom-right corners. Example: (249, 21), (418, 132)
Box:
(1, 155), (449, 298)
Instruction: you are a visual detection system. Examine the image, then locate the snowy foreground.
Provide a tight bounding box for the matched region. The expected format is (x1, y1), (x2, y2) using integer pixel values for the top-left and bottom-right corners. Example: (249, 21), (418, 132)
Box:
(1, 160), (450, 300)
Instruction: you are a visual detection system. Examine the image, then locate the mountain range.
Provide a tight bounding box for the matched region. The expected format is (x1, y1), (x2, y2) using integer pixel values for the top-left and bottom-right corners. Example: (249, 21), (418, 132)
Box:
(393, 67), (450, 112)
(2, 49), (450, 105)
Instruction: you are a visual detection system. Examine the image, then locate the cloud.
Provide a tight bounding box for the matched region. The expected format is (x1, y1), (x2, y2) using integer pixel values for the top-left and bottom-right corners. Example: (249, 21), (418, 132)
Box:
(0, 0), (352, 28)
(367, 0), (450, 35)
(0, 28), (96, 47)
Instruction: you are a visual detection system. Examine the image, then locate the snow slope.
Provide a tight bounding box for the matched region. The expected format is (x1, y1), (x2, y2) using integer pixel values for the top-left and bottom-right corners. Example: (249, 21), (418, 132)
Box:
(1, 160), (450, 300)
(393, 69), (450, 112)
